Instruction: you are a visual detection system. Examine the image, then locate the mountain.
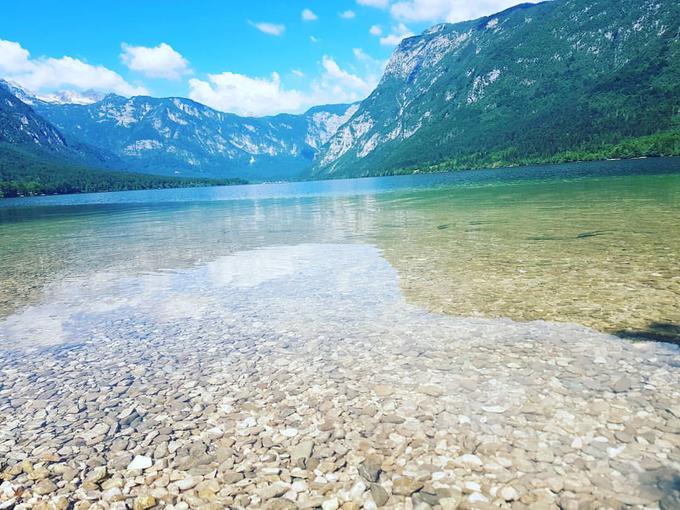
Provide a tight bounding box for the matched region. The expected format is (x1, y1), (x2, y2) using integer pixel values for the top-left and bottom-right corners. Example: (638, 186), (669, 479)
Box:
(0, 83), (242, 197)
(314, 0), (680, 178)
(36, 89), (106, 105)
(30, 92), (358, 181)
(0, 81), (135, 170)
(0, 84), (69, 151)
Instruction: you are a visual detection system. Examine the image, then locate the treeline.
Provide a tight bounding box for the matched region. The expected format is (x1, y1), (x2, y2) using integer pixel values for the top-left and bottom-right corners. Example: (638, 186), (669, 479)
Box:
(0, 144), (245, 198)
(381, 130), (680, 176)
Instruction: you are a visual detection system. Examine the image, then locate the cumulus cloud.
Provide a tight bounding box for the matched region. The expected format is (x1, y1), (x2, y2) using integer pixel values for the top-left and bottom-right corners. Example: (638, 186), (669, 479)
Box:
(310, 36), (320, 43)
(0, 39), (147, 96)
(351, 48), (388, 81)
(248, 21), (286, 36)
(318, 56), (370, 95)
(357, 0), (390, 7)
(391, 0), (539, 23)
(310, 51), (385, 104)
(369, 25), (383, 36)
(188, 72), (303, 116)
(339, 10), (356, 19)
(0, 40), (32, 73)
(120, 42), (190, 79)
(301, 8), (318, 21)
(379, 23), (415, 45)
(292, 69), (305, 77)
(188, 51), (383, 116)
(352, 48), (384, 67)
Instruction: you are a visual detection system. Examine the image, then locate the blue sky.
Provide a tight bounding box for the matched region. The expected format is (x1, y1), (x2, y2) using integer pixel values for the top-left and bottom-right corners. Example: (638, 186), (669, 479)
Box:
(0, 0), (534, 116)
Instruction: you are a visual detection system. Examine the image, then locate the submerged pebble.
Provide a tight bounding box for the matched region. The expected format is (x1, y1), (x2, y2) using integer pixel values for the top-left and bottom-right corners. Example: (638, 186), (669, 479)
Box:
(0, 244), (678, 509)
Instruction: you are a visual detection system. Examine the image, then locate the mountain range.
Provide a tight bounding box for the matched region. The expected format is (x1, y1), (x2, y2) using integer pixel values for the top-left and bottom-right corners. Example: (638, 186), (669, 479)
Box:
(1, 0), (678, 195)
(29, 94), (358, 181)
(3, 83), (356, 181)
(0, 85), (242, 196)
(313, 0), (680, 177)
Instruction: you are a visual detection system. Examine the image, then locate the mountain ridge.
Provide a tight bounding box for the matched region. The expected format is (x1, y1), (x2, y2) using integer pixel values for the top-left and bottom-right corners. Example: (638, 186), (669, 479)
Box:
(25, 87), (358, 181)
(0, 83), (244, 197)
(2, 0), (679, 189)
(313, 0), (680, 178)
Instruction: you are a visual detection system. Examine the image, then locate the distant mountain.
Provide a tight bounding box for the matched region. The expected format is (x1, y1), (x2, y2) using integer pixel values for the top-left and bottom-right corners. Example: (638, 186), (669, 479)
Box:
(0, 83), (242, 197)
(313, 0), (680, 178)
(0, 81), (131, 169)
(36, 89), (106, 105)
(0, 84), (69, 151)
(0, 80), (41, 107)
(30, 92), (358, 181)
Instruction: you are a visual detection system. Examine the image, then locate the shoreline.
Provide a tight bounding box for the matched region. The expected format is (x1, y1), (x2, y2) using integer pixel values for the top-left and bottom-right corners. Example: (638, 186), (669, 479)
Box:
(3, 154), (680, 202)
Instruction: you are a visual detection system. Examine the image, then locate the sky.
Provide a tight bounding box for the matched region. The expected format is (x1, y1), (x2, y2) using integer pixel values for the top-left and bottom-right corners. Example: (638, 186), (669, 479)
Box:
(0, 0), (536, 116)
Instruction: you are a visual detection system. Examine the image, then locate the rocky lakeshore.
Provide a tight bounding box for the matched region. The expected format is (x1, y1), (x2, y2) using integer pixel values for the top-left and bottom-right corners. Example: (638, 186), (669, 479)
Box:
(1, 245), (679, 509)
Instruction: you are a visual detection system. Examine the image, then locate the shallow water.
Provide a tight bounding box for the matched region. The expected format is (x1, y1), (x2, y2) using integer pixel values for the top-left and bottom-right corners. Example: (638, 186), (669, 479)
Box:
(1, 157), (679, 339)
(1, 158), (680, 508)
(0, 243), (678, 508)
(375, 172), (680, 338)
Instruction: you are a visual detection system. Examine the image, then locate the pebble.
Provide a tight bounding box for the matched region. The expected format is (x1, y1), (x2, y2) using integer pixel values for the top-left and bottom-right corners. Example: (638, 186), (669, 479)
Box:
(370, 484), (389, 506)
(0, 244), (677, 510)
(612, 376), (633, 393)
(322, 497), (339, 510)
(259, 482), (289, 500)
(127, 455), (152, 471)
(175, 476), (199, 491)
(500, 486), (519, 501)
(133, 495), (156, 510)
(33, 479), (57, 495)
(358, 458), (382, 483)
(281, 427), (298, 438)
(392, 477), (424, 496)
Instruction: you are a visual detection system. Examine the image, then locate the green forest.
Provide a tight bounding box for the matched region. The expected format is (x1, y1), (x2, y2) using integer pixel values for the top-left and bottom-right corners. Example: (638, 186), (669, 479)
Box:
(312, 0), (680, 179)
(383, 130), (680, 176)
(0, 144), (244, 198)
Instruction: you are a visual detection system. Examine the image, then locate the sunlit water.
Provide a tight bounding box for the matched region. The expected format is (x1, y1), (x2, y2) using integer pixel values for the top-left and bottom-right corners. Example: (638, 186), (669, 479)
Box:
(1, 159), (679, 508)
(1, 158), (678, 343)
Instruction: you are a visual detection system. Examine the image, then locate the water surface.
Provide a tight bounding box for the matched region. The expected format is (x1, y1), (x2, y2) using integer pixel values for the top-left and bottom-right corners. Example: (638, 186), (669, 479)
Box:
(1, 159), (680, 508)
(1, 157), (679, 340)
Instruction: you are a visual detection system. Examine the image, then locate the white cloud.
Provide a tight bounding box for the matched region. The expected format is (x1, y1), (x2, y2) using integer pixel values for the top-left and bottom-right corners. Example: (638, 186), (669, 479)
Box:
(310, 36), (320, 43)
(301, 8), (318, 21)
(0, 39), (147, 97)
(390, 0), (539, 23)
(0, 40), (32, 73)
(369, 25), (383, 36)
(318, 56), (370, 94)
(339, 10), (356, 19)
(189, 72), (304, 116)
(312, 51), (385, 105)
(248, 21), (286, 36)
(292, 69), (305, 77)
(357, 0), (390, 7)
(188, 52), (383, 116)
(353, 48), (380, 65)
(120, 42), (190, 80)
(379, 23), (415, 45)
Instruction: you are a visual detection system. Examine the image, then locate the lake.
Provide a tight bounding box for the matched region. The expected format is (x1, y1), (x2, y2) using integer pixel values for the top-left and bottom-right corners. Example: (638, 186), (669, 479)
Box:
(1, 158), (679, 508)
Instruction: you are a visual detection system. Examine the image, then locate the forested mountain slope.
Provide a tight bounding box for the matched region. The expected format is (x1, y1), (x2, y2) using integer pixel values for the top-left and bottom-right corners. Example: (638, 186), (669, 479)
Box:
(314, 0), (680, 178)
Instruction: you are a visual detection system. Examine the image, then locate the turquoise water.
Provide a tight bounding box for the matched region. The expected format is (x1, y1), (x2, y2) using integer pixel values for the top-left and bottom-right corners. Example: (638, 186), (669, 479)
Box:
(2, 157), (679, 209)
(0, 158), (679, 508)
(1, 157), (679, 338)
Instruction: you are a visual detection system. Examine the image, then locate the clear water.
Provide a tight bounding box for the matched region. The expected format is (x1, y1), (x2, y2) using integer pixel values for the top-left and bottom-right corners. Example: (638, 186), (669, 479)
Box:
(1, 159), (679, 508)
(1, 157), (679, 340)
